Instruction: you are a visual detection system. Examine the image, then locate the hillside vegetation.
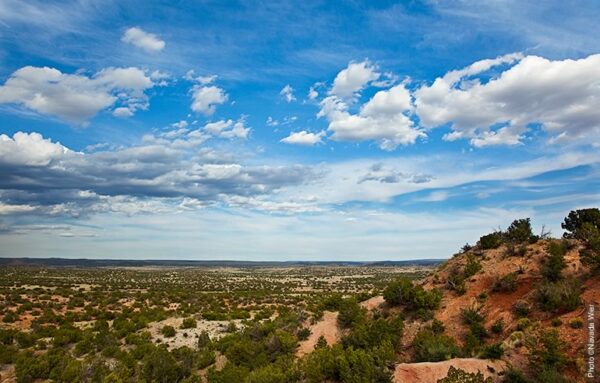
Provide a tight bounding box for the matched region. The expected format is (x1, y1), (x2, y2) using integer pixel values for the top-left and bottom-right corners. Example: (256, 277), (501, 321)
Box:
(381, 208), (600, 382)
(0, 209), (598, 383)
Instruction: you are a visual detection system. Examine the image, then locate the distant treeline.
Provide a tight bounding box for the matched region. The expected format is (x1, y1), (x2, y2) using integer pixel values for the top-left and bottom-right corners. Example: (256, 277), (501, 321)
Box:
(0, 257), (444, 268)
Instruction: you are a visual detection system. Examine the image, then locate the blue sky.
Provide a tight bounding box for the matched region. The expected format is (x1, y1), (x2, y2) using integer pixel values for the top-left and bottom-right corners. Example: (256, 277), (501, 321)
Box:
(0, 0), (599, 260)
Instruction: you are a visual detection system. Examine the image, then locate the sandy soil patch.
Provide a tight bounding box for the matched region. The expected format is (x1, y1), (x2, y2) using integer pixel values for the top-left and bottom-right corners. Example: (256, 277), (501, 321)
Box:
(296, 311), (341, 358)
(147, 317), (244, 350)
(0, 364), (15, 383)
(360, 295), (384, 311)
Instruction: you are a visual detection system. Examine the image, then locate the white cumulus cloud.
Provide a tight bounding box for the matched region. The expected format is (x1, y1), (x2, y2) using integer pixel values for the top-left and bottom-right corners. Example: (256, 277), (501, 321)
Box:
(318, 83), (424, 150)
(203, 119), (250, 140)
(281, 130), (325, 146)
(330, 60), (380, 98)
(191, 85), (228, 115)
(0, 66), (155, 122)
(415, 52), (600, 146)
(121, 27), (165, 53)
(0, 131), (71, 166)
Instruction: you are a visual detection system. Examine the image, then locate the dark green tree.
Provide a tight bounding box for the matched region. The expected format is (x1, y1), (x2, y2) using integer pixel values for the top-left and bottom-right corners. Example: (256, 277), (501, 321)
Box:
(562, 208), (600, 240)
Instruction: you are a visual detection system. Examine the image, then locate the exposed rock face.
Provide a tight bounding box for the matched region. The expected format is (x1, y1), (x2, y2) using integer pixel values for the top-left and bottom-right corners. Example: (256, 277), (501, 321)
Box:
(394, 358), (507, 383)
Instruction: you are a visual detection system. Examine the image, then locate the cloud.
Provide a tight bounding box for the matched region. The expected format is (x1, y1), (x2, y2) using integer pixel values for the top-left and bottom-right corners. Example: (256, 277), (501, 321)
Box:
(0, 66), (155, 122)
(281, 130), (325, 146)
(0, 131), (314, 218)
(358, 163), (434, 184)
(280, 84), (296, 102)
(330, 60), (380, 98)
(361, 83), (413, 116)
(312, 62), (425, 150)
(308, 82), (324, 100)
(121, 27), (165, 53)
(266, 116), (279, 126)
(0, 203), (36, 215)
(202, 119), (250, 139)
(221, 195), (323, 213)
(415, 52), (600, 146)
(0, 131), (71, 166)
(185, 72), (228, 115)
(171, 120), (189, 129)
(418, 190), (449, 202)
(191, 85), (228, 115)
(469, 127), (523, 148)
(318, 84), (425, 150)
(184, 70), (216, 85)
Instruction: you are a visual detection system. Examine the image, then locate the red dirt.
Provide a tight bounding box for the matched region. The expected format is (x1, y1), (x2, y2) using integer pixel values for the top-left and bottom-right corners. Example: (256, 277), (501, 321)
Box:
(360, 295), (384, 311)
(394, 358), (507, 383)
(296, 311), (341, 358)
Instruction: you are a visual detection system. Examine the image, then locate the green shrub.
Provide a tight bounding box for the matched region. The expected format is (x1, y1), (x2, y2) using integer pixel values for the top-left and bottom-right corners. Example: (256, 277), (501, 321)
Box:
(536, 278), (582, 313)
(480, 342), (504, 359)
(530, 329), (567, 371)
(506, 218), (534, 243)
(297, 327), (311, 341)
(161, 325), (176, 337)
(502, 367), (532, 383)
(0, 343), (18, 364)
(513, 300), (530, 318)
(15, 348), (77, 383)
(492, 272), (519, 292)
(542, 241), (568, 282)
(581, 234), (600, 271)
(383, 277), (442, 312)
(461, 306), (484, 326)
(337, 298), (366, 328)
(569, 318), (583, 329)
(412, 330), (460, 362)
(491, 319), (503, 334)
(181, 317), (196, 329)
(479, 232), (503, 250)
(2, 310), (18, 323)
(516, 318), (531, 331)
(197, 349), (216, 369)
(562, 208), (600, 240)
(437, 366), (492, 383)
(430, 319), (446, 335)
(415, 308), (434, 321)
(207, 362), (249, 383)
(197, 331), (212, 350)
(226, 322), (237, 333)
(446, 268), (467, 295)
(562, 209), (600, 270)
(446, 257), (482, 295)
(536, 368), (571, 383)
(343, 316), (404, 351)
(301, 343), (393, 383)
(246, 365), (291, 383)
(551, 318), (562, 327)
(464, 255), (482, 278)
